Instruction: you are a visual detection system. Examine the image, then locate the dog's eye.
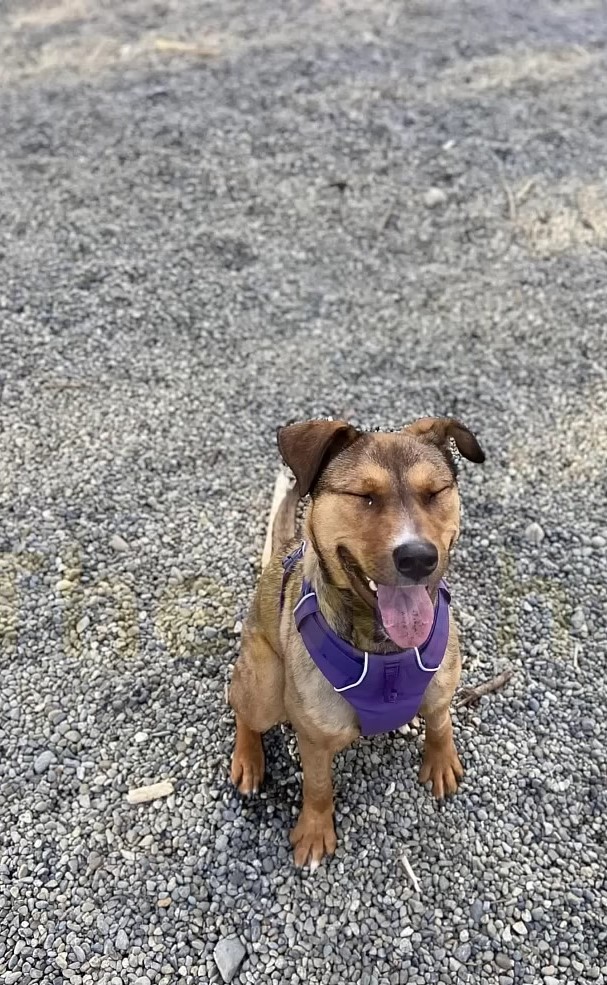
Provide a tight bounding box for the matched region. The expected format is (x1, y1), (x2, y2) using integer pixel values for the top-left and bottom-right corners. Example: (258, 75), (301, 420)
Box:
(425, 485), (451, 503)
(348, 492), (374, 506)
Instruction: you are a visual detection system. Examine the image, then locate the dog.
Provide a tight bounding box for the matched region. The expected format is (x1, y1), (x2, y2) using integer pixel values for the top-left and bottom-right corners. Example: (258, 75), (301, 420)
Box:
(229, 416), (485, 868)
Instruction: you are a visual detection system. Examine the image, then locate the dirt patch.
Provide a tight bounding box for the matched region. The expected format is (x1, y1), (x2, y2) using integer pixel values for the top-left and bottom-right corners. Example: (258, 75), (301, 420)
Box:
(435, 45), (598, 96)
(509, 382), (607, 485)
(516, 180), (607, 255)
(0, 30), (220, 84)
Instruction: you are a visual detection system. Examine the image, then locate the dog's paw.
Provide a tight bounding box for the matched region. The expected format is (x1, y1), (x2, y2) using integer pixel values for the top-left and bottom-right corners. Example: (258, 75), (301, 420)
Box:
(419, 741), (463, 799)
(230, 746), (265, 796)
(290, 809), (337, 869)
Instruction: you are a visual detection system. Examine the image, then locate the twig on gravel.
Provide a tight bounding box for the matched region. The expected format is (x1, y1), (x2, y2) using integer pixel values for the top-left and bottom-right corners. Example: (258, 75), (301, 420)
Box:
(500, 177), (517, 223)
(126, 780), (174, 804)
(40, 378), (90, 391)
(572, 641), (581, 672)
(401, 852), (421, 895)
(153, 38), (218, 57)
(457, 668), (514, 707)
(576, 190), (602, 238)
(516, 178), (536, 206)
(376, 195), (398, 233)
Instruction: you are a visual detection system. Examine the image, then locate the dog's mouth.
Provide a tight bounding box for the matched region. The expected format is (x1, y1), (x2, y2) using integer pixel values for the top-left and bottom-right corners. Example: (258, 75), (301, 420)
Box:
(338, 549), (435, 649)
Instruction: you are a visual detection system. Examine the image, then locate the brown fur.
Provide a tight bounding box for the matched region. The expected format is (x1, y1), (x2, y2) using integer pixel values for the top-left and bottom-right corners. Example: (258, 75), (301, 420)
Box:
(229, 417), (485, 868)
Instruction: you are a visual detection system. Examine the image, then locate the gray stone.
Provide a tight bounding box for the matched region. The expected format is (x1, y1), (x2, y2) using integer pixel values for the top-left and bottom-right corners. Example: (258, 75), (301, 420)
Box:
(33, 750), (56, 775)
(109, 533), (130, 552)
(214, 937), (246, 983)
(423, 187), (447, 208)
(455, 944), (471, 963)
(496, 955), (514, 972)
(525, 521), (545, 545)
(470, 900), (484, 923)
(571, 607), (586, 630)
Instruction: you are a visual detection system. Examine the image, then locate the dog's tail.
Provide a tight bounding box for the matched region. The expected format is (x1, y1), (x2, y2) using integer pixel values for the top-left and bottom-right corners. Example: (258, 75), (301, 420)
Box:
(261, 469), (299, 569)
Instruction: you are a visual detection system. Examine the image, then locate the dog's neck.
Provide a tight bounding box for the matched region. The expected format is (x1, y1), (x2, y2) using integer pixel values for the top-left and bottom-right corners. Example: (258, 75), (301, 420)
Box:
(302, 545), (398, 654)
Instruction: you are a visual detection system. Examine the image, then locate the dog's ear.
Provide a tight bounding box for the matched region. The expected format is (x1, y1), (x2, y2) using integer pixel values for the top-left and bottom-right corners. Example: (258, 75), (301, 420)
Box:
(277, 419), (360, 497)
(405, 417), (485, 464)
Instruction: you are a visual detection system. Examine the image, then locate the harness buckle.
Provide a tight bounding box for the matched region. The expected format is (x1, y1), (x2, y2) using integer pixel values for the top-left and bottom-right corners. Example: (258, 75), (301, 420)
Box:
(384, 664), (400, 703)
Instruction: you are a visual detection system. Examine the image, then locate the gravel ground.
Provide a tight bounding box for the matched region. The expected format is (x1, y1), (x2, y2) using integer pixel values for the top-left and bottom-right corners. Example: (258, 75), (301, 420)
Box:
(1, 0), (607, 983)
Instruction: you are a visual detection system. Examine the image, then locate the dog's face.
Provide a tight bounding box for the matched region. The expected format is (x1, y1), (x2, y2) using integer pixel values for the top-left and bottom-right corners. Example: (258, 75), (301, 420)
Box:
(278, 418), (484, 647)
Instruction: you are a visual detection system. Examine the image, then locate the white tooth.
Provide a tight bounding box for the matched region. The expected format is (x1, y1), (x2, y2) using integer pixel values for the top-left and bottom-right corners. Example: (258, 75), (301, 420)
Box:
(368, 580), (377, 592)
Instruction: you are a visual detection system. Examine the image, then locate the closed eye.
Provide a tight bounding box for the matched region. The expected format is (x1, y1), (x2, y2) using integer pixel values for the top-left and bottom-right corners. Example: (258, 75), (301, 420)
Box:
(424, 485), (454, 502)
(347, 492), (375, 506)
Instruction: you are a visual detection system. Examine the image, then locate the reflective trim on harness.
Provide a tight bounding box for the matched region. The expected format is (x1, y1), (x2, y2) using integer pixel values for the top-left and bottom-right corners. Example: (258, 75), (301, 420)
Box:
(334, 651), (369, 692)
(415, 646), (437, 672)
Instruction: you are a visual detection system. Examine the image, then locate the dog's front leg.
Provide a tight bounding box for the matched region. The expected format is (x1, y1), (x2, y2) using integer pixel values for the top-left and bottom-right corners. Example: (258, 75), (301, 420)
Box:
(290, 733), (340, 869)
(419, 704), (463, 799)
(418, 625), (464, 799)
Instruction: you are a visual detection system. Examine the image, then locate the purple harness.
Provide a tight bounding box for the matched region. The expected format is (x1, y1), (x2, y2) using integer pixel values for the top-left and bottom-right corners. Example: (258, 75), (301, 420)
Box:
(282, 543), (450, 737)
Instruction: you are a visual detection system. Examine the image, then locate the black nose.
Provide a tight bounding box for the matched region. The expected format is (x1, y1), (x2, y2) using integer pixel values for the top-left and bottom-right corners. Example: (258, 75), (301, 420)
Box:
(393, 540), (438, 581)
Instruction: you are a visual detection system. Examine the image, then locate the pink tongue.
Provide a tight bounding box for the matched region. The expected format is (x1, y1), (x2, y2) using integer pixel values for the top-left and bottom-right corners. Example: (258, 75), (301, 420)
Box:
(376, 584), (434, 648)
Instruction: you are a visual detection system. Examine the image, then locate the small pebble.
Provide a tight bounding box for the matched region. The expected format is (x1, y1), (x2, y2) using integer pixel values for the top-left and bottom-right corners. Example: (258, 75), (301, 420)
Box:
(423, 187), (447, 208)
(571, 607), (586, 630)
(33, 750), (56, 774)
(525, 521), (545, 545)
(496, 955), (514, 971)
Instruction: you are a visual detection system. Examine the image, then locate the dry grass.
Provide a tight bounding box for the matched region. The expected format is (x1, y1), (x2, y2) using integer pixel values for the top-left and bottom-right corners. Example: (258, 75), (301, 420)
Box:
(509, 382), (607, 484)
(516, 180), (607, 255)
(437, 45), (598, 94)
(11, 0), (90, 30)
(0, 29), (220, 84)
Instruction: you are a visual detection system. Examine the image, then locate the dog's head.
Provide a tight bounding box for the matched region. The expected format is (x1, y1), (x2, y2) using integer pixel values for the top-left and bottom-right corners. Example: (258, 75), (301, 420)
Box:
(277, 417), (485, 648)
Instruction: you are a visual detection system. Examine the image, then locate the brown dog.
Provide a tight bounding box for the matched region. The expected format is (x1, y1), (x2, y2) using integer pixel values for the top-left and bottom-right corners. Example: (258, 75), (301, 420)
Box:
(229, 417), (485, 868)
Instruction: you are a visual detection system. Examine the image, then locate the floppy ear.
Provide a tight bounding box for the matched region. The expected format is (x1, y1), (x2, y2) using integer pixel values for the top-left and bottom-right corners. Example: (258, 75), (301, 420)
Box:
(276, 419), (360, 497)
(405, 417), (485, 463)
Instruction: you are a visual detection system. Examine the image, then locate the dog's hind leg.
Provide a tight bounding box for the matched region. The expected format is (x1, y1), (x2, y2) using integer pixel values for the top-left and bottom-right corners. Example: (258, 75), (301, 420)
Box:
(229, 630), (285, 795)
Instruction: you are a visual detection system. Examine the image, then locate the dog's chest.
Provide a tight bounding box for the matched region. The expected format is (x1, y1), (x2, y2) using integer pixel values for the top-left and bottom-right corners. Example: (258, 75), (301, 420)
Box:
(287, 638), (360, 739)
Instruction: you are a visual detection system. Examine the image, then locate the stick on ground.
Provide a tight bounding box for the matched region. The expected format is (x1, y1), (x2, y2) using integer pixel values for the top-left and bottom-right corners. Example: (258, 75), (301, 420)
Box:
(457, 668), (514, 707)
(126, 780), (174, 805)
